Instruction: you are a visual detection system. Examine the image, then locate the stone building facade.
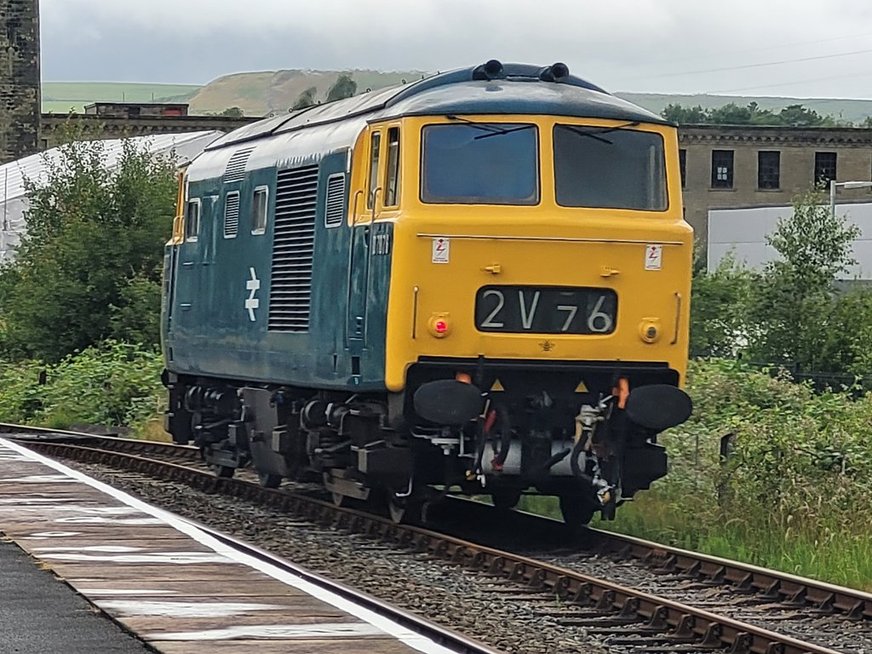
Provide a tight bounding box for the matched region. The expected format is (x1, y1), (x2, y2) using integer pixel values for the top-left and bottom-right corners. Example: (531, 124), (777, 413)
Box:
(679, 125), (872, 245)
(0, 0), (41, 165)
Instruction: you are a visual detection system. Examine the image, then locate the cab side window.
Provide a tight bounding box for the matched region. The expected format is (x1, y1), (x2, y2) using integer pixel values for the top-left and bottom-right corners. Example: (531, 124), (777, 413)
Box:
(384, 127), (400, 207)
(252, 186), (269, 234)
(185, 198), (201, 241)
(367, 132), (381, 209)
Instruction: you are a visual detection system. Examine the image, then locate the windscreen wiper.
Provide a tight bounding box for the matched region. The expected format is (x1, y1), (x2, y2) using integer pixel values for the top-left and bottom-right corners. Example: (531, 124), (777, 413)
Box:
(558, 121), (640, 145)
(445, 114), (536, 140)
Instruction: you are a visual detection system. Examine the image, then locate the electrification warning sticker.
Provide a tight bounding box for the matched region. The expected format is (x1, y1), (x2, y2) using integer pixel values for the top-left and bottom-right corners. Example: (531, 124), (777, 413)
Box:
(432, 237), (450, 264)
(645, 245), (662, 271)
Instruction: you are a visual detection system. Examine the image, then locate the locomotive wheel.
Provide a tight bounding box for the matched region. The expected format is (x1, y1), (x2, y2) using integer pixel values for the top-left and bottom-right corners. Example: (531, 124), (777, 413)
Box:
(558, 494), (596, 528)
(388, 493), (422, 525)
(258, 472), (282, 489)
(332, 491), (352, 508)
(212, 464), (235, 479)
(491, 489), (522, 511)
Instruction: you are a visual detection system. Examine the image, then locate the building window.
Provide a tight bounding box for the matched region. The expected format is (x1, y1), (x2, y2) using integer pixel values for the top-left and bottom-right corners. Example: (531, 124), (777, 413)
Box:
(384, 127), (400, 206)
(814, 152), (837, 185)
(758, 151), (780, 190)
(679, 149), (686, 188)
(711, 150), (734, 189)
(252, 186), (269, 234)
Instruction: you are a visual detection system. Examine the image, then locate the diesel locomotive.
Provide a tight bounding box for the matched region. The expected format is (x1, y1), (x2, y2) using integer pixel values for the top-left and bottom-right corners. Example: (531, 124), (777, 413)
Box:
(161, 60), (694, 525)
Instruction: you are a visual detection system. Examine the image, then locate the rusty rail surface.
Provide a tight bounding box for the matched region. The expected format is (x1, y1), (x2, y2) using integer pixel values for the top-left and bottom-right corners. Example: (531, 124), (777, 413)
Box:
(5, 427), (864, 654)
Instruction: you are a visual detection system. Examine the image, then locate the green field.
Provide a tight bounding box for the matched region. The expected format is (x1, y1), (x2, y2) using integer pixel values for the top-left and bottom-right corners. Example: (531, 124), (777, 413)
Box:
(42, 82), (201, 114)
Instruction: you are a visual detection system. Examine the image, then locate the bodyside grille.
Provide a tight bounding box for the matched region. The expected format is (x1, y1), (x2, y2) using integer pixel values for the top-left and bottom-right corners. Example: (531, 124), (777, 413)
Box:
(224, 147), (254, 183)
(268, 164), (319, 332)
(324, 173), (346, 227)
(223, 192), (240, 238)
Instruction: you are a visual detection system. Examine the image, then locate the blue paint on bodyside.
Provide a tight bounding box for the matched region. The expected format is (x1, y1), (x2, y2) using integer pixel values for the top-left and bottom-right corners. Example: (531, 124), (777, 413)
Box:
(165, 148), (392, 392)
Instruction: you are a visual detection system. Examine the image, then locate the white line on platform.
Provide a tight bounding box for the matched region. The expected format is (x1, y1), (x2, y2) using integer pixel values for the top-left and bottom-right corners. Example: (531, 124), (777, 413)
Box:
(0, 439), (456, 654)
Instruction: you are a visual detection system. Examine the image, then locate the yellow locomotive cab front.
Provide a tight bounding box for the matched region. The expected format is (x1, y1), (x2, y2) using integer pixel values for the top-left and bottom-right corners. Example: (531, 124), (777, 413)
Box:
(380, 115), (693, 392)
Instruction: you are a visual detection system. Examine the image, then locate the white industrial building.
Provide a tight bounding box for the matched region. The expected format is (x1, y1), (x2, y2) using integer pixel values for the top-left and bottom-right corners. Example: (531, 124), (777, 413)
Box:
(0, 131), (223, 261)
(708, 202), (872, 281)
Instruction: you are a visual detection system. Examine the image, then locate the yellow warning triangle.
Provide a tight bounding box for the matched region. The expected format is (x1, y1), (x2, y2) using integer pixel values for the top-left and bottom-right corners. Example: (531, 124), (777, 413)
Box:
(490, 379), (505, 392)
(575, 381), (589, 393)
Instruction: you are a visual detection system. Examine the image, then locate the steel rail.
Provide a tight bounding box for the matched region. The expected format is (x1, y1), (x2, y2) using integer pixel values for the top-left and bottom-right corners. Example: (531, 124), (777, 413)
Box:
(585, 525), (872, 621)
(442, 495), (872, 622)
(0, 422), (199, 458)
(10, 435), (850, 654)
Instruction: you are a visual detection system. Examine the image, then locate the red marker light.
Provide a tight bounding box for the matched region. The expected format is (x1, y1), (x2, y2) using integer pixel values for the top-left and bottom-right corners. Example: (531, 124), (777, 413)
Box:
(428, 314), (451, 338)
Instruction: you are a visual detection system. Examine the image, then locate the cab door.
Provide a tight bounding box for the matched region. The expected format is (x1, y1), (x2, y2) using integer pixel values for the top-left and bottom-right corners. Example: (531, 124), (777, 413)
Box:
(173, 193), (218, 339)
(346, 129), (382, 347)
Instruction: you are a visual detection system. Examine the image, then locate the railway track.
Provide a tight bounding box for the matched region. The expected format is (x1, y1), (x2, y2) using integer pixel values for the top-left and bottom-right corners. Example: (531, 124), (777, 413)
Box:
(3, 424), (869, 654)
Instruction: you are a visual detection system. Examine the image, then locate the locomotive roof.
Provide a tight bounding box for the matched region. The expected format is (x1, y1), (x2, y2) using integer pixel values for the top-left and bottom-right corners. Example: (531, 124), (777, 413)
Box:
(206, 62), (667, 152)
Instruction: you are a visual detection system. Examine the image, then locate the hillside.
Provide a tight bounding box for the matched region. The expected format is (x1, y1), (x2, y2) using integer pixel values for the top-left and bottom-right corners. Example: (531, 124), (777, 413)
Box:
(185, 69), (423, 115)
(41, 74), (872, 124)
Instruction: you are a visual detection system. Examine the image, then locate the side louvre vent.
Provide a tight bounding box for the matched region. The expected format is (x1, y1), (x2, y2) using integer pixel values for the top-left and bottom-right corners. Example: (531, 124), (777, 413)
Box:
(224, 147), (254, 183)
(223, 192), (240, 238)
(268, 164), (319, 332)
(324, 173), (347, 227)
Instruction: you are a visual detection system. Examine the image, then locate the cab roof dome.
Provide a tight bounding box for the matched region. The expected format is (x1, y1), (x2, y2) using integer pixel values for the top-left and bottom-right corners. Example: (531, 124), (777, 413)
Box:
(207, 61), (668, 152)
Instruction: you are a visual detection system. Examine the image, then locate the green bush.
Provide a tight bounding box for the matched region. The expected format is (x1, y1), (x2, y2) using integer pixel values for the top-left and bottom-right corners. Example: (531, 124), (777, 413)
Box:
(690, 188), (872, 381)
(605, 360), (872, 590)
(0, 138), (176, 362)
(0, 341), (164, 435)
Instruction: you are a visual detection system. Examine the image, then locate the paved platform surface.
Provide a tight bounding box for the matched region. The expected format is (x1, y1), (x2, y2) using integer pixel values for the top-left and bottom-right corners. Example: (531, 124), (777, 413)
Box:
(0, 439), (447, 654)
(0, 539), (152, 653)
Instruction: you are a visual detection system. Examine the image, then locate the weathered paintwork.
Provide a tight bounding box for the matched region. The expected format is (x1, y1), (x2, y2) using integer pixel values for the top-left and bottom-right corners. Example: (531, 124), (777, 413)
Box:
(162, 64), (692, 395)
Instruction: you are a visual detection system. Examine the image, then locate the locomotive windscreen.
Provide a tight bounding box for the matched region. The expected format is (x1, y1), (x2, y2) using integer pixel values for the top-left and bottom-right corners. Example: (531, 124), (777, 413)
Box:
(553, 125), (667, 211)
(421, 123), (538, 205)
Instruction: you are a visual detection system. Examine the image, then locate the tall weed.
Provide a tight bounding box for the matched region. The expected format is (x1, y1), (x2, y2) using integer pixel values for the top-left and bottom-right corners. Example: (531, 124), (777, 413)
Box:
(0, 341), (164, 435)
(603, 360), (872, 591)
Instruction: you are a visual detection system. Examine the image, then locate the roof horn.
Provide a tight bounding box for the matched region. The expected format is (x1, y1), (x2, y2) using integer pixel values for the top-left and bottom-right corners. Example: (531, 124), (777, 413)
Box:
(472, 59), (505, 81)
(539, 62), (570, 82)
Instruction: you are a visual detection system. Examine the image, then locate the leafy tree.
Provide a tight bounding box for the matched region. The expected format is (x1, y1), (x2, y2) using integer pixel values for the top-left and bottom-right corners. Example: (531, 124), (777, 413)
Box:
(746, 102), (779, 125)
(861, 116), (872, 128)
(661, 102), (835, 126)
(220, 106), (244, 117)
(326, 74), (357, 103)
(747, 188), (864, 371)
(292, 87), (317, 110)
(689, 251), (759, 358)
(777, 104), (829, 127)
(661, 103), (707, 124)
(0, 138), (177, 361)
(691, 187), (872, 379)
(767, 188), (858, 289)
(707, 103), (753, 125)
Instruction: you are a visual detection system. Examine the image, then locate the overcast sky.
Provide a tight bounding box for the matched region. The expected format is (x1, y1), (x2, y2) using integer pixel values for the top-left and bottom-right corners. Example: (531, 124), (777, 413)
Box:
(40, 0), (872, 99)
